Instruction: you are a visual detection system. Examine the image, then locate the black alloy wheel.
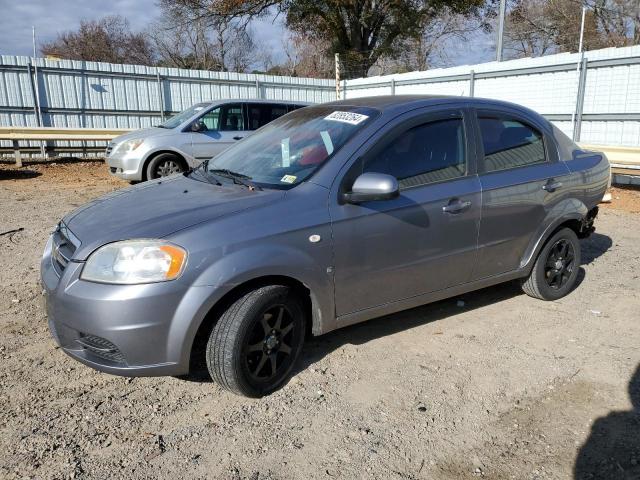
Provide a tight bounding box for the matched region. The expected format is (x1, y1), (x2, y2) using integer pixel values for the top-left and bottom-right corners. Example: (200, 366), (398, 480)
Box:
(244, 305), (296, 382)
(544, 238), (576, 289)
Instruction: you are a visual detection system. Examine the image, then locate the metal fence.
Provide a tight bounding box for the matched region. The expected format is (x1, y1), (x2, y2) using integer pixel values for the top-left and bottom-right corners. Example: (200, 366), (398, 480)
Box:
(0, 55), (335, 154)
(2, 45), (640, 156)
(343, 45), (640, 147)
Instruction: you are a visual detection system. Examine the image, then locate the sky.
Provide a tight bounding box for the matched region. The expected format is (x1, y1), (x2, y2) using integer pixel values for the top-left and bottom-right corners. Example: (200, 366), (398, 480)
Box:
(0, 0), (494, 72)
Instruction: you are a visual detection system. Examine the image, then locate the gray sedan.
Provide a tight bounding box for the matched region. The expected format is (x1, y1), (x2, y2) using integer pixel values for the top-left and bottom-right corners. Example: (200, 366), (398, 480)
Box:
(42, 96), (609, 397)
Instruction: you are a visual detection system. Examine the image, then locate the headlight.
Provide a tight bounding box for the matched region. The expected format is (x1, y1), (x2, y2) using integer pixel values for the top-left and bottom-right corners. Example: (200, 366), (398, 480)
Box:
(118, 138), (144, 153)
(81, 240), (187, 284)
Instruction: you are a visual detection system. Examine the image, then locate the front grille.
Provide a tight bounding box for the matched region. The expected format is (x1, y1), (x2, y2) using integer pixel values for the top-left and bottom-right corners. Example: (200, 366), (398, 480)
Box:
(76, 334), (126, 365)
(51, 224), (79, 276)
(109, 167), (117, 174)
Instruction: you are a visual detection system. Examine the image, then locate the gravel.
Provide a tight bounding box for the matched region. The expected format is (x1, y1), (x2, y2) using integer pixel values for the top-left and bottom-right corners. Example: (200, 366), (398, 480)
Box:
(1, 160), (639, 479)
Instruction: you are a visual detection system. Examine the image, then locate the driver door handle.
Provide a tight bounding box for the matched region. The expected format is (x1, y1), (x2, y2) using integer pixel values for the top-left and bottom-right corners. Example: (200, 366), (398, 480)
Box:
(442, 199), (472, 214)
(233, 136), (244, 141)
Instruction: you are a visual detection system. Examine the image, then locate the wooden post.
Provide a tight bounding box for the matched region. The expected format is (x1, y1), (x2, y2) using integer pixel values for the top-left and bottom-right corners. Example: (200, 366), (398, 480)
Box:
(13, 140), (22, 167)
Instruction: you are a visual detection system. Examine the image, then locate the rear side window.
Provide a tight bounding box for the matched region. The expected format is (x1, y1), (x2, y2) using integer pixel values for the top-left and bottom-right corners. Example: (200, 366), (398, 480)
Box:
(478, 116), (546, 172)
(219, 104), (245, 131)
(362, 118), (466, 188)
(247, 103), (288, 130)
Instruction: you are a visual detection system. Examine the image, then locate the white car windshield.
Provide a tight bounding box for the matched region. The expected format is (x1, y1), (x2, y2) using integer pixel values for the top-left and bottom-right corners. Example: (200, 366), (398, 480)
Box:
(205, 105), (378, 189)
(158, 103), (209, 129)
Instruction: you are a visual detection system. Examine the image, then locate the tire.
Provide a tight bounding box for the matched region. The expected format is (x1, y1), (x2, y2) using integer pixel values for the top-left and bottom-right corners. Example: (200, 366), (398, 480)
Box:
(146, 153), (186, 180)
(206, 285), (306, 397)
(521, 227), (581, 300)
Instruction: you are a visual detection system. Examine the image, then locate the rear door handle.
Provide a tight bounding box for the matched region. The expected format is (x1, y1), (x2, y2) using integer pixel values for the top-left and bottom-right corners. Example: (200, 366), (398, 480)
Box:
(442, 199), (472, 214)
(542, 181), (563, 192)
(233, 136), (244, 141)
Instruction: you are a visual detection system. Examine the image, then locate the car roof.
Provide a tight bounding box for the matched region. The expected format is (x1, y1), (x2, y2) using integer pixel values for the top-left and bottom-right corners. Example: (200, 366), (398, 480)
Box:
(323, 95), (545, 121)
(202, 99), (310, 107)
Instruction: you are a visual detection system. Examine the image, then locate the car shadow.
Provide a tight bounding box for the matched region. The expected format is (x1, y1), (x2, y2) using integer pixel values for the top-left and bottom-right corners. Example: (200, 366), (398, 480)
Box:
(581, 232), (612, 265)
(0, 168), (41, 180)
(295, 280), (525, 375)
(574, 364), (640, 479)
(182, 231), (613, 385)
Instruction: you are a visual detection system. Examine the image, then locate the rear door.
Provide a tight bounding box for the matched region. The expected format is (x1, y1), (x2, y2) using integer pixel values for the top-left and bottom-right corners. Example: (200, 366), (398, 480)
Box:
(471, 108), (571, 279)
(190, 103), (248, 160)
(330, 107), (481, 316)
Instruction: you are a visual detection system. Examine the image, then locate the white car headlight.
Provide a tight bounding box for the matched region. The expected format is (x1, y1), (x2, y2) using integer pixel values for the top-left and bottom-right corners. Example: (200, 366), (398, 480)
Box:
(81, 240), (187, 284)
(118, 138), (144, 153)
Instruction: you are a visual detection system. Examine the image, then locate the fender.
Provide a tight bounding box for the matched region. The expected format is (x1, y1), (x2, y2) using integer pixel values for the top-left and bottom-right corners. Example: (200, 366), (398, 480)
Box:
(169, 243), (336, 369)
(519, 197), (588, 271)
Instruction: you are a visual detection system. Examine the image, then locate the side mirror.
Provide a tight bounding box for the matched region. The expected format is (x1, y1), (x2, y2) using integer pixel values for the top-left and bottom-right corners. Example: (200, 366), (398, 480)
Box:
(191, 121), (206, 132)
(342, 172), (399, 204)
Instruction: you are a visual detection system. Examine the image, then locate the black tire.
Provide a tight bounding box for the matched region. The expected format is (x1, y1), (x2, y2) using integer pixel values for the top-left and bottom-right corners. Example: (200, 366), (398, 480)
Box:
(146, 153), (186, 180)
(521, 227), (581, 300)
(206, 285), (306, 397)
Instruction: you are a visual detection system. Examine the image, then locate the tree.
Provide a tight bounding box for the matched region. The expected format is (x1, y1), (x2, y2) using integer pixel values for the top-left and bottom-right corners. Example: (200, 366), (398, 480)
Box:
(152, 1), (257, 71)
(374, 6), (494, 73)
(503, 0), (640, 60)
(158, 0), (489, 78)
(40, 15), (155, 65)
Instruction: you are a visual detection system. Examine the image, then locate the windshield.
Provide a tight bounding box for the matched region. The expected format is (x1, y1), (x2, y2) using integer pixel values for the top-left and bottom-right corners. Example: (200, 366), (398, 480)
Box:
(205, 105), (378, 188)
(159, 103), (210, 129)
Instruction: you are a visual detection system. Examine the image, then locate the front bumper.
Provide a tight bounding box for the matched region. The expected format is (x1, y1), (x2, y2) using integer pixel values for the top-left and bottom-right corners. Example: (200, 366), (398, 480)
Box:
(106, 143), (145, 181)
(41, 235), (216, 376)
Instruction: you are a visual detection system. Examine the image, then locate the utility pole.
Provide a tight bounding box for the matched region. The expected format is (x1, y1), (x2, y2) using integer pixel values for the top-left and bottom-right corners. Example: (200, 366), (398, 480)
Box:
(32, 25), (46, 157)
(496, 0), (507, 61)
(335, 53), (341, 101)
(571, 6), (588, 141)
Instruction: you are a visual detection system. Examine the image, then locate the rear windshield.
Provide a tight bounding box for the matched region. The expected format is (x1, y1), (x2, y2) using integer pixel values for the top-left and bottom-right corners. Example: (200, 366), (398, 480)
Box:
(205, 105), (379, 189)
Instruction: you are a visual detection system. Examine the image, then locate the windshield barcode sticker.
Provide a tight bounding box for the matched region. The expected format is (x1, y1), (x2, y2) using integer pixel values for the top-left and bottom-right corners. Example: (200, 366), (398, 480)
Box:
(324, 111), (369, 125)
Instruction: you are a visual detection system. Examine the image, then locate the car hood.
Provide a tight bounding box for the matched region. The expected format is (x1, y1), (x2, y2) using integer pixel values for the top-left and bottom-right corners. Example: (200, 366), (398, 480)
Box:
(111, 127), (174, 144)
(62, 174), (286, 260)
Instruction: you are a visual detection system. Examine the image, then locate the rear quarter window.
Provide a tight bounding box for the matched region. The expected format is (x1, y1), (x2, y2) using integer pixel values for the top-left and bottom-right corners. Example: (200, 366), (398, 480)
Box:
(551, 124), (580, 160)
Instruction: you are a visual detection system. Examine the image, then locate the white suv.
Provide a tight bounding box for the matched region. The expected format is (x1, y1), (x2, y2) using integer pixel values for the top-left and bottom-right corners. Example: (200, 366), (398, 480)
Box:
(106, 100), (308, 181)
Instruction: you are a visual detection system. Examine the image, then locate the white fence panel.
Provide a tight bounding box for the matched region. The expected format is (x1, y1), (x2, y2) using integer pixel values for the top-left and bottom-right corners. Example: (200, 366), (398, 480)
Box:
(344, 45), (640, 147)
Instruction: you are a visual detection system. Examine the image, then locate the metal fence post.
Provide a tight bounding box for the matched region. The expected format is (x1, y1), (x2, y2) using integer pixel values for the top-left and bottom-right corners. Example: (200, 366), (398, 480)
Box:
(156, 72), (165, 122)
(390, 78), (395, 95)
(469, 70), (475, 97)
(256, 79), (261, 99)
(573, 57), (588, 142)
(12, 140), (22, 167)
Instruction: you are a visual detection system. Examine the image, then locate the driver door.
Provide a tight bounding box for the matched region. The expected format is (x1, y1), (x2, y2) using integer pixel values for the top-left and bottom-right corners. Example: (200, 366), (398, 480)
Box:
(329, 108), (481, 317)
(190, 103), (248, 161)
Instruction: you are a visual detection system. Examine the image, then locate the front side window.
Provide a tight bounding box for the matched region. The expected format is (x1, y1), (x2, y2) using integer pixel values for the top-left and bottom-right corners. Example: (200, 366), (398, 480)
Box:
(361, 118), (466, 188)
(200, 107), (220, 130)
(478, 115), (546, 172)
(203, 106), (378, 189)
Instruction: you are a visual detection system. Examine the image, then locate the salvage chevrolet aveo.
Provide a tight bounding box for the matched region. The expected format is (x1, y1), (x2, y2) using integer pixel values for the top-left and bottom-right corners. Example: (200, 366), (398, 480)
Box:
(42, 96), (609, 397)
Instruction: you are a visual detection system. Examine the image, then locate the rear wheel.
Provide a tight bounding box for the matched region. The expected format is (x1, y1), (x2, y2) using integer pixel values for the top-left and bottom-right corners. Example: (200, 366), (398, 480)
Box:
(522, 227), (581, 300)
(206, 285), (306, 397)
(146, 153), (186, 180)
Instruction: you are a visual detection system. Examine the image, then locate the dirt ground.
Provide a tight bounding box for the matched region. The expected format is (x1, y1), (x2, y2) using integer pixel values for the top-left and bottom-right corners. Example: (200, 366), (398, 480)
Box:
(1, 159), (639, 480)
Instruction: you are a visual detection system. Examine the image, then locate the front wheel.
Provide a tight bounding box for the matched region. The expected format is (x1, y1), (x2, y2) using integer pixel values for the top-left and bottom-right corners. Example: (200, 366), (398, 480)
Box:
(206, 285), (306, 397)
(521, 227), (581, 300)
(146, 153), (185, 180)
